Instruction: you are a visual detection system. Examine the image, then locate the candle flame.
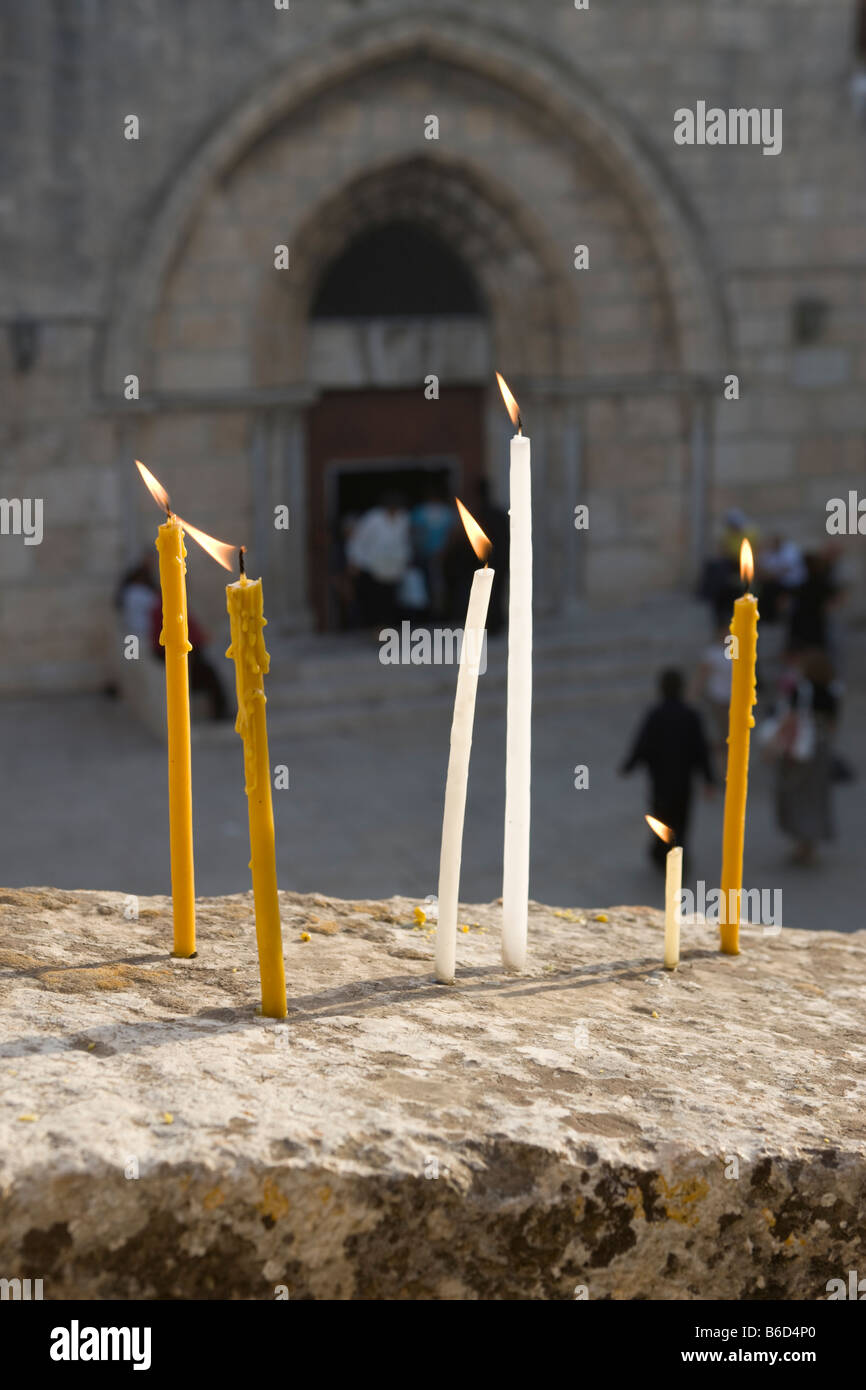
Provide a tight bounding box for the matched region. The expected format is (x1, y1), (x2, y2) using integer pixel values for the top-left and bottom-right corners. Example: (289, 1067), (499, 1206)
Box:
(135, 459), (171, 514)
(645, 815), (675, 845)
(176, 515), (237, 572)
(740, 538), (754, 586)
(135, 460), (235, 569)
(495, 372), (522, 432)
(455, 497), (492, 564)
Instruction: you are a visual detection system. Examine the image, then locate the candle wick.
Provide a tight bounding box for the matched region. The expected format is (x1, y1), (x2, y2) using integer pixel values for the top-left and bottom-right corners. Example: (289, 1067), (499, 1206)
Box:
(238, 546), (246, 577)
(517, 414), (523, 436)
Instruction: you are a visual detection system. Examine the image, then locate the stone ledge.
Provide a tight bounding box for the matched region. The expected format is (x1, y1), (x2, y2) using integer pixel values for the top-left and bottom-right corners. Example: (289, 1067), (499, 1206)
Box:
(0, 888), (864, 1300)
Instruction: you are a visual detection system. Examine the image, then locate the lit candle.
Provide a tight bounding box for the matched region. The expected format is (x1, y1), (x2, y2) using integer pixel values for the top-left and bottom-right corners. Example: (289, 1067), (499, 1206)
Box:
(435, 500), (494, 984)
(719, 540), (759, 956)
(496, 373), (532, 973)
(181, 520), (287, 1020)
(135, 461), (196, 958)
(646, 816), (682, 970)
(225, 549), (287, 1019)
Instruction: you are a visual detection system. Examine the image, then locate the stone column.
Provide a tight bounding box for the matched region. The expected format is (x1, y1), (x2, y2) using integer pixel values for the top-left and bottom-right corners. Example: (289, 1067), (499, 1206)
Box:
(251, 412), (271, 579)
(523, 388), (585, 618)
(561, 398), (584, 615)
(517, 392), (547, 616)
(689, 390), (713, 587)
(117, 417), (140, 564)
(271, 406), (314, 632)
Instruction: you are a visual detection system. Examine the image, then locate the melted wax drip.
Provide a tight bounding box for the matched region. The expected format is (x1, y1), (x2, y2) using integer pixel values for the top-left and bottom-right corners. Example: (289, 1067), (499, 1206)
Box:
(227, 585), (270, 795)
(155, 527), (192, 653)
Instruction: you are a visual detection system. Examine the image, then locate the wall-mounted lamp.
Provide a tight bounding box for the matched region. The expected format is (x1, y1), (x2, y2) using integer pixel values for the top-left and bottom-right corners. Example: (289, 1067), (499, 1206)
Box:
(8, 317), (40, 373)
(792, 298), (828, 347)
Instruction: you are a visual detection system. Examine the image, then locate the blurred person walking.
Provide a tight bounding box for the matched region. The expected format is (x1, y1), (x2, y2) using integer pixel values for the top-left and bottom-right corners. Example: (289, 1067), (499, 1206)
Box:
(116, 556), (159, 640)
(759, 533), (806, 622)
(149, 591), (229, 721)
(761, 648), (839, 865)
(346, 491), (411, 631)
(690, 623), (732, 758)
(621, 668), (716, 868)
(699, 508), (761, 629)
(757, 532), (807, 687)
(787, 551), (840, 653)
(410, 481), (454, 619)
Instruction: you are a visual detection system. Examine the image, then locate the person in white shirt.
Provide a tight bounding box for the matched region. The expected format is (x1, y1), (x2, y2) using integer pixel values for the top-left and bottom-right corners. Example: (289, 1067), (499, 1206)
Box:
(690, 623), (733, 755)
(346, 492), (411, 630)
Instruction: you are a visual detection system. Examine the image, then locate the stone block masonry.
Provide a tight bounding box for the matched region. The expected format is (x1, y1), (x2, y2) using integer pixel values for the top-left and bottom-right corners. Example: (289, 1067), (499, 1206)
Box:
(2, 0), (865, 691)
(0, 888), (863, 1300)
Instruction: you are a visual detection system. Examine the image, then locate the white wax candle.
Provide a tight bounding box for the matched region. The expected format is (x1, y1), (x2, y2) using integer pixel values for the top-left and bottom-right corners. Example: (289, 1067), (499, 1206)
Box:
(435, 565), (495, 983)
(502, 431), (532, 971)
(664, 846), (683, 970)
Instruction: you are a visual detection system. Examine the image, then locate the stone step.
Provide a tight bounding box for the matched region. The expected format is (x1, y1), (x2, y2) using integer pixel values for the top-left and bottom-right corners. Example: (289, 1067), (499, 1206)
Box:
(194, 671), (668, 744)
(195, 598), (713, 737)
(264, 641), (703, 710)
(267, 611), (709, 689)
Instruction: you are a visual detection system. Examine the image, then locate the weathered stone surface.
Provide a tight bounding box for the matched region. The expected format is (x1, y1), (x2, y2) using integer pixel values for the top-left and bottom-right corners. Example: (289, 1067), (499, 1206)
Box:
(0, 887), (864, 1300)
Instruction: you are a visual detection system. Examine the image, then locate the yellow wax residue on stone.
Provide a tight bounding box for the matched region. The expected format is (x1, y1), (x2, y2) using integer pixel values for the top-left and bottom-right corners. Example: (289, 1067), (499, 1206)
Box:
(624, 1186), (646, 1221)
(257, 1178), (290, 1222)
(226, 574), (270, 795)
(654, 1174), (709, 1226)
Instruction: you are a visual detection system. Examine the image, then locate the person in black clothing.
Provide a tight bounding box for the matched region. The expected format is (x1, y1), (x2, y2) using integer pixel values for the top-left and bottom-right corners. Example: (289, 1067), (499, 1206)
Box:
(620, 668), (716, 867)
(787, 551), (839, 653)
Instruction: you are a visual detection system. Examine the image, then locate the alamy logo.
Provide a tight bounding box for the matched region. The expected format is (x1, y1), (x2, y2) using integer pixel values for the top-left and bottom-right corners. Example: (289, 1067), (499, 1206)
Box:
(826, 1271), (866, 1300)
(50, 1320), (152, 1371)
(826, 491), (866, 535)
(0, 497), (43, 545)
(0, 1277), (43, 1299)
(674, 102), (782, 156)
(680, 882), (782, 929)
(379, 621), (487, 674)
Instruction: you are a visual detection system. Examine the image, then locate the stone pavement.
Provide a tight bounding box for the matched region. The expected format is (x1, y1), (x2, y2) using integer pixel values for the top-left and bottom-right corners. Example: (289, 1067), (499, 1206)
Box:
(1, 600), (864, 934)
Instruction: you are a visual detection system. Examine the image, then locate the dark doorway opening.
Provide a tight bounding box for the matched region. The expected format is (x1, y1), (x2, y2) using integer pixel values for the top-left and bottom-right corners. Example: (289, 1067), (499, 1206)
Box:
(307, 387), (486, 632)
(334, 460), (454, 518)
(328, 460), (456, 631)
(311, 220), (484, 319)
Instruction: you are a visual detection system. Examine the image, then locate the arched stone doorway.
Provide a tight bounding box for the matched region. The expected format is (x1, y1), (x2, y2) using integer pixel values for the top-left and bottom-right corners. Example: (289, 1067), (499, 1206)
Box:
(304, 214), (484, 631)
(104, 9), (729, 640)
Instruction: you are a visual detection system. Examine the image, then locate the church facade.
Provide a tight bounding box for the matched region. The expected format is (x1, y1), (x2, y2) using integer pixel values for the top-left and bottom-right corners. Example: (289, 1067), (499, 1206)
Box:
(2, 0), (864, 691)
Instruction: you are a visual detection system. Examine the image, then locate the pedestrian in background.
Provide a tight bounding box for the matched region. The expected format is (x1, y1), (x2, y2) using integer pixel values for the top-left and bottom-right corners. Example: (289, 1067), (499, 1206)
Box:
(621, 668), (716, 868)
(346, 490), (411, 631)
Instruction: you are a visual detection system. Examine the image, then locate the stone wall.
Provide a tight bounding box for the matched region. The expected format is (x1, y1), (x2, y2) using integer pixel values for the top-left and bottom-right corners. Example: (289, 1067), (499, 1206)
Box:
(1, 1), (863, 691)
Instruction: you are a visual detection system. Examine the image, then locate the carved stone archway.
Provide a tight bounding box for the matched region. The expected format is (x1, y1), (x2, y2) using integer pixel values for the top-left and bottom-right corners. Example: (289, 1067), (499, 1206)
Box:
(100, 8), (729, 392)
(105, 8), (731, 622)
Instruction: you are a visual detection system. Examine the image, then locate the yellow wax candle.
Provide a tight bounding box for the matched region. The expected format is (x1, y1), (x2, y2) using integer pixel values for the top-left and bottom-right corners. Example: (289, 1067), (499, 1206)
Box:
(155, 514), (196, 958)
(719, 541), (759, 956)
(226, 564), (287, 1019)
